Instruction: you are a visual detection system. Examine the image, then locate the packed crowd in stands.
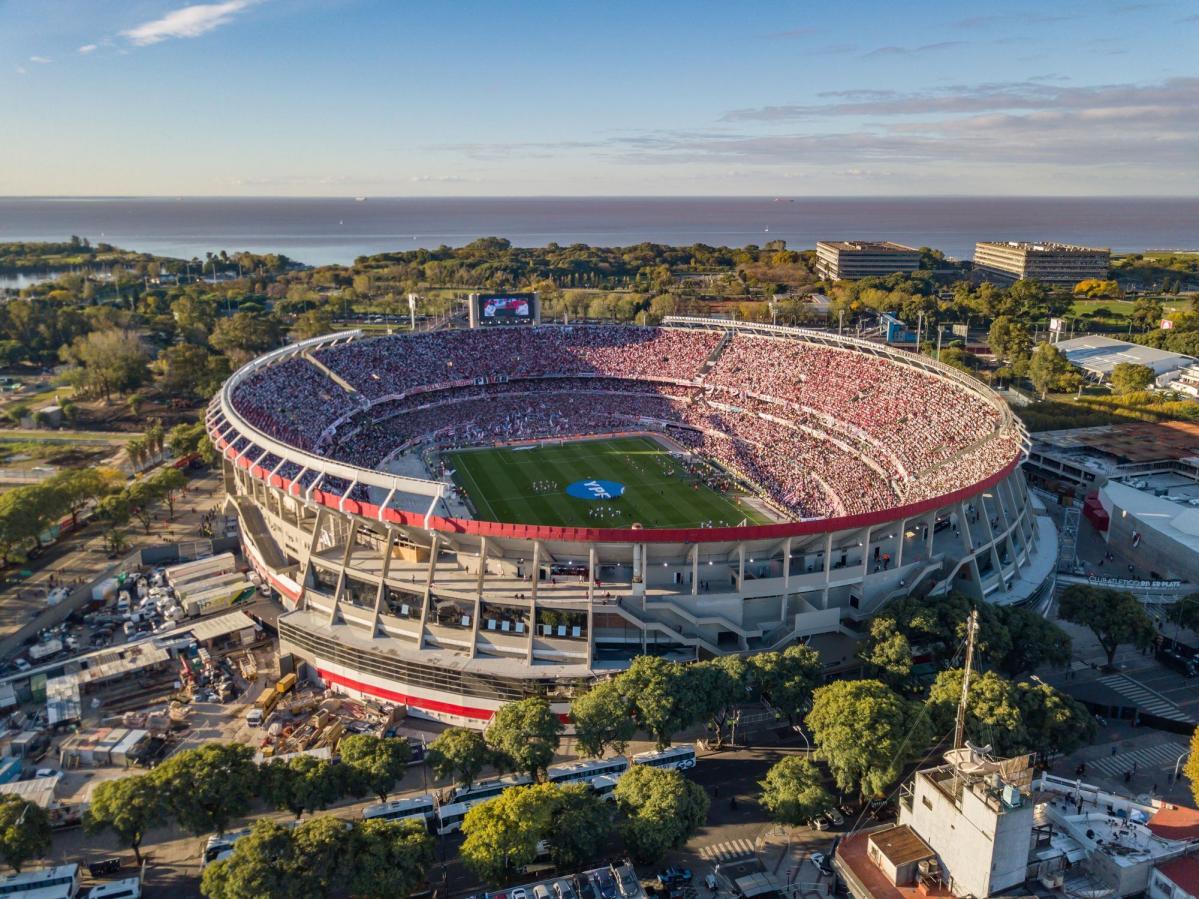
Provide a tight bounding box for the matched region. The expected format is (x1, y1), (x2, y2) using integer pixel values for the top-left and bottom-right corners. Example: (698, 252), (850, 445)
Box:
(230, 357), (363, 452)
(220, 325), (1022, 521)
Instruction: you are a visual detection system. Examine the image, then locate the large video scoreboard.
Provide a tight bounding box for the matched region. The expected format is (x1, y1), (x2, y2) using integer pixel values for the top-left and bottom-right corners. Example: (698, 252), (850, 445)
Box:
(469, 292), (540, 328)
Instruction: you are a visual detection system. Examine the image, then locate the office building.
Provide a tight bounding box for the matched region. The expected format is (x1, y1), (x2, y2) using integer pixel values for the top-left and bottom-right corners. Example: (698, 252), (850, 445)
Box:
(815, 241), (921, 280)
(973, 241), (1110, 285)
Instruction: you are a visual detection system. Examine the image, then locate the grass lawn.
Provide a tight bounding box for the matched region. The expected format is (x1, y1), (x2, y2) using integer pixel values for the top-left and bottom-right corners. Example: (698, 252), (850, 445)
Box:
(446, 435), (773, 529)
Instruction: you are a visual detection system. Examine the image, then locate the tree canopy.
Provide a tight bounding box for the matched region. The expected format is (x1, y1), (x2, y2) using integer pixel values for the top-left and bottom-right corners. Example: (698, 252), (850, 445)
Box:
(1057, 585), (1156, 669)
(614, 764), (709, 864)
(338, 734), (411, 803)
(485, 697), (564, 781)
(758, 757), (833, 826)
(0, 794), (50, 873)
(426, 727), (492, 788)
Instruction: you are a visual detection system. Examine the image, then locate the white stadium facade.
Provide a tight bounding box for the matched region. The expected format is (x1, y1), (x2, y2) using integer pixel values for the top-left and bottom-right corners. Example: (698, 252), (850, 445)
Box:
(207, 319), (1055, 727)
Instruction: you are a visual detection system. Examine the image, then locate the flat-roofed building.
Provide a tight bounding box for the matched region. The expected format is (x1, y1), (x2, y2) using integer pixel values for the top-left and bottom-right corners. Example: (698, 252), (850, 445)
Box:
(816, 241), (921, 280)
(974, 241), (1110, 285)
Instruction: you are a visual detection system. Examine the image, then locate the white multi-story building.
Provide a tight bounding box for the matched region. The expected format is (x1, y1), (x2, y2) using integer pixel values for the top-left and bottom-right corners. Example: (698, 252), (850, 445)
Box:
(973, 241), (1110, 285)
(815, 241), (922, 280)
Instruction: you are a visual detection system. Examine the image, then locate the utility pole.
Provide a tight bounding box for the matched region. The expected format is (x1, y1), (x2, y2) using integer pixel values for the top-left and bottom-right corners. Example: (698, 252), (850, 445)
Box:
(936, 326), (944, 362)
(953, 609), (979, 750)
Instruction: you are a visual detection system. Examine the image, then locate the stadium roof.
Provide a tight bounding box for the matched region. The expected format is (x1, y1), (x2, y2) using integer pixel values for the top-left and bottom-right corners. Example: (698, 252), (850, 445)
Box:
(1054, 335), (1195, 380)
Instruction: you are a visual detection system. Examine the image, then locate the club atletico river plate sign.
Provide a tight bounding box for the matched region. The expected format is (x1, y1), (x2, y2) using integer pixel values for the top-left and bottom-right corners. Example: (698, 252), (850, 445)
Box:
(566, 479), (626, 501)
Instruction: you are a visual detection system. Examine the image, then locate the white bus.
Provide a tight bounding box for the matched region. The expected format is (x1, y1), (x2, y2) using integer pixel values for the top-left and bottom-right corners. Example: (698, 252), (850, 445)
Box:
(446, 773), (532, 806)
(84, 879), (140, 899)
(361, 793), (437, 830)
(435, 800), (472, 835)
(201, 828), (251, 868)
(631, 745), (696, 771)
(547, 756), (629, 785)
(0, 865), (81, 899)
(590, 775), (619, 801)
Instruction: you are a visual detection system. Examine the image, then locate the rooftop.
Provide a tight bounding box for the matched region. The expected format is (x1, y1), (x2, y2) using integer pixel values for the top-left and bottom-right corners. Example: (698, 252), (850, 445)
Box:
(1054, 334), (1195, 378)
(818, 241), (919, 253)
(976, 240), (1110, 253)
(834, 830), (952, 899)
(869, 824), (935, 867)
(1158, 855), (1199, 895)
(1034, 421), (1199, 464)
(1148, 803), (1199, 842)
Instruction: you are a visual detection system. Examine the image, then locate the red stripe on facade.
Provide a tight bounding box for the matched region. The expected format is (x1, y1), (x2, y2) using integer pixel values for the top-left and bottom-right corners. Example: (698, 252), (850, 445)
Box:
(317, 668), (496, 721)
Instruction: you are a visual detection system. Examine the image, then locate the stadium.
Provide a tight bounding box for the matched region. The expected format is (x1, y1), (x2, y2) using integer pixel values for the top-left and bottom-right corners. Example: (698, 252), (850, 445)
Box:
(207, 315), (1055, 727)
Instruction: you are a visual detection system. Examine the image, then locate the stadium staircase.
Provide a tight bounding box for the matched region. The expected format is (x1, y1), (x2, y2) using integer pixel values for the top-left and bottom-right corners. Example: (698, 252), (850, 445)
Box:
(301, 351), (359, 395)
(228, 495), (291, 572)
(695, 328), (734, 380)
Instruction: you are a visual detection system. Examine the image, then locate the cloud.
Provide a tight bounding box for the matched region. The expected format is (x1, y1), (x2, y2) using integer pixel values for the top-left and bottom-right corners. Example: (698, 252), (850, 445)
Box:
(15, 66), (27, 76)
(29, 56), (52, 64)
(121, 1), (256, 46)
(409, 175), (479, 183)
(78, 44), (98, 54)
(863, 40), (965, 57)
(722, 76), (1199, 122)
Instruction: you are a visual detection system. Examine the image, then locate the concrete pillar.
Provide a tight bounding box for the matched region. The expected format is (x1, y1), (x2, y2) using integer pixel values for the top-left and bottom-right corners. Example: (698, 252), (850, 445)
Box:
(691, 545), (699, 596)
(586, 545), (596, 667)
(783, 537), (792, 591)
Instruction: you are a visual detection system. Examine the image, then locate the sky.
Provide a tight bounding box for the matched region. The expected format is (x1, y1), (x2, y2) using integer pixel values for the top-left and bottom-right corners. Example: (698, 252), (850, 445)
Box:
(1, 0), (1197, 197)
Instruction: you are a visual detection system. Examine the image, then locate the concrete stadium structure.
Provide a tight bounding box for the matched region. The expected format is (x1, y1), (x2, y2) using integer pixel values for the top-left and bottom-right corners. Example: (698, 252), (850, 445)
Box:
(207, 320), (1054, 727)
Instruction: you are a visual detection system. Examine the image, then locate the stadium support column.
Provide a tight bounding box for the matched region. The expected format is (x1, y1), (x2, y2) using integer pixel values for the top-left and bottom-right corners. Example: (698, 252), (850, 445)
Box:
(470, 538), (487, 660)
(691, 545), (699, 596)
(632, 543), (645, 596)
(526, 542), (541, 664)
(416, 533), (440, 648)
(370, 526), (397, 636)
(586, 545), (596, 667)
(822, 533), (833, 609)
(299, 506), (330, 614)
(860, 526), (873, 580)
(783, 537), (792, 592)
(330, 520), (359, 626)
(738, 544), (745, 591)
(895, 518), (906, 570)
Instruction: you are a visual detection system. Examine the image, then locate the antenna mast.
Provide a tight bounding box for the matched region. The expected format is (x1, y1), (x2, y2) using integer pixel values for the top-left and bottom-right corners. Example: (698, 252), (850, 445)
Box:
(953, 609), (979, 750)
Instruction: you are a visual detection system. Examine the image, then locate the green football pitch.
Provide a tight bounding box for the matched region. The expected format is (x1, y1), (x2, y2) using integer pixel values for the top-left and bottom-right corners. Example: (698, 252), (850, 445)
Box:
(445, 436), (774, 529)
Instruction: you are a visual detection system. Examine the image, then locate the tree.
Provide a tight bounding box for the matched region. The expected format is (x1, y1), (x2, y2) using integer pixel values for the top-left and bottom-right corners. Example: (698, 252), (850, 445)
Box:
(290, 815), (355, 895)
(48, 467), (118, 529)
(147, 466), (188, 519)
(209, 312), (282, 365)
(544, 783), (614, 871)
(290, 308), (335, 341)
(1185, 727), (1199, 808)
(746, 643), (822, 721)
(807, 679), (929, 798)
(1058, 585), (1156, 669)
(85, 773), (166, 864)
(619, 655), (697, 748)
(1131, 296), (1164, 332)
(1109, 362), (1155, 394)
(339, 734), (411, 803)
(859, 617), (913, 689)
(987, 316), (1031, 363)
(1171, 594), (1199, 634)
(486, 697), (564, 781)
(758, 756), (834, 826)
(570, 680), (636, 759)
(260, 755), (344, 818)
(157, 743), (258, 835)
(1015, 680), (1097, 758)
(927, 670), (1027, 756)
(157, 344), (228, 398)
(200, 820), (303, 899)
(349, 819), (435, 899)
(688, 656), (752, 747)
(0, 795), (51, 873)
(1028, 343), (1082, 398)
(461, 783), (558, 884)
(614, 764), (709, 864)
(992, 604), (1071, 676)
(60, 328), (149, 401)
(426, 727), (492, 789)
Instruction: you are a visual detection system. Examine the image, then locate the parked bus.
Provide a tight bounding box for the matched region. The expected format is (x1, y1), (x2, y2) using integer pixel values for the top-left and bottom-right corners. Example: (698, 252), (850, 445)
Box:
(361, 793), (437, 830)
(446, 773), (531, 806)
(547, 756), (628, 786)
(590, 775), (619, 801)
(201, 828), (250, 868)
(437, 774), (618, 834)
(0, 865), (81, 899)
(435, 800), (471, 835)
(631, 745), (696, 771)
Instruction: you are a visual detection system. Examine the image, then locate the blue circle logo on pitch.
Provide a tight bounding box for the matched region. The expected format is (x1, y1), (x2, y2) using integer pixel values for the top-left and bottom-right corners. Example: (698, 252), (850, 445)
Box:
(566, 479), (626, 501)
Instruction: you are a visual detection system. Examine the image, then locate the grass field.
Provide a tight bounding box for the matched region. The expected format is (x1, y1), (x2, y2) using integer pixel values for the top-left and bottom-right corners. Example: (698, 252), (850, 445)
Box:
(446, 436), (773, 529)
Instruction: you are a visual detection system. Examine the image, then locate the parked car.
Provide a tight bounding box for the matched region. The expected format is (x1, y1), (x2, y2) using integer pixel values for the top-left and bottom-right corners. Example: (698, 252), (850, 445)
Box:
(656, 868), (692, 886)
(592, 869), (619, 899)
(511, 889), (529, 899)
(825, 807), (845, 827)
(809, 852), (833, 875)
(809, 814), (830, 831)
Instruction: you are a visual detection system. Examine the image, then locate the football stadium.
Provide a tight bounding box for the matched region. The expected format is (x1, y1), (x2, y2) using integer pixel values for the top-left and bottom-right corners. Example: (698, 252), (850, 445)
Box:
(208, 316), (1055, 726)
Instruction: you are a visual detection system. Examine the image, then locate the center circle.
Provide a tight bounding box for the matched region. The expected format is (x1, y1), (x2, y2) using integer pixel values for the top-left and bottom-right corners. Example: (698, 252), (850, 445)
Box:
(566, 479), (626, 501)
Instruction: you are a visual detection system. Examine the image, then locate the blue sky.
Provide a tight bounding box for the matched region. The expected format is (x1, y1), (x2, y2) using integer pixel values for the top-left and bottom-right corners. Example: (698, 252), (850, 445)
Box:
(2, 0), (1197, 196)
